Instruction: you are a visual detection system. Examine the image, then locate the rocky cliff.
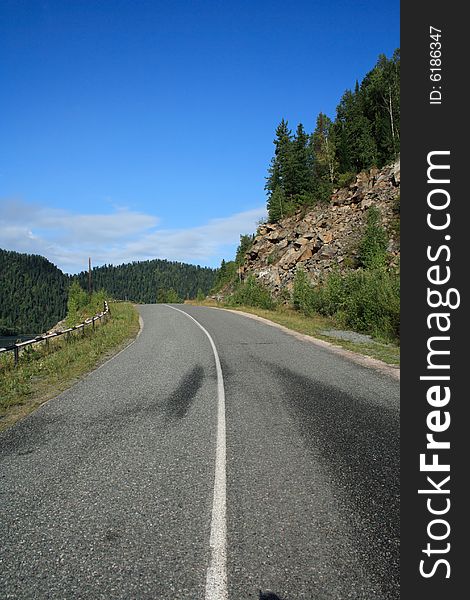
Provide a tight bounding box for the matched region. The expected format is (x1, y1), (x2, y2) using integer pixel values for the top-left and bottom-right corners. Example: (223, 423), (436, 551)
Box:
(240, 158), (400, 296)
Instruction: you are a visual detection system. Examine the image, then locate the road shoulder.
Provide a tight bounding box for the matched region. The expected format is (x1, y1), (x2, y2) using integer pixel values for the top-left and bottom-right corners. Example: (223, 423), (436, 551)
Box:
(221, 307), (400, 381)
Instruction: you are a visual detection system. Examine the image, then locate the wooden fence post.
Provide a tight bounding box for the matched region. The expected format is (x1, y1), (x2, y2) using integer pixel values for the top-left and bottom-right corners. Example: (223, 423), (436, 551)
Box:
(5, 299), (108, 367)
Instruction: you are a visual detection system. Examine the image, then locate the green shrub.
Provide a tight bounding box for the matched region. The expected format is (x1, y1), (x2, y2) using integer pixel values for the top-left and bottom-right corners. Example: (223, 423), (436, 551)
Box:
(156, 288), (183, 303)
(227, 276), (276, 310)
(293, 268), (317, 314)
(66, 282), (108, 325)
(88, 288), (107, 314)
(267, 249), (281, 265)
(292, 266), (400, 342)
(337, 269), (400, 341)
(336, 171), (356, 188)
(165, 288), (182, 303)
(67, 281), (88, 320)
(358, 207), (388, 269)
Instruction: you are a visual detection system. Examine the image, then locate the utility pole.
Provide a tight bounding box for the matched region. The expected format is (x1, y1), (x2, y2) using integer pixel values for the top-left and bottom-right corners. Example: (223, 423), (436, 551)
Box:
(88, 257), (92, 297)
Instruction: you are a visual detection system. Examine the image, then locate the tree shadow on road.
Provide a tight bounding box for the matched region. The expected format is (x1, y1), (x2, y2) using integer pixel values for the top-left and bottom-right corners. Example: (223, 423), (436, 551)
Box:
(163, 365), (205, 423)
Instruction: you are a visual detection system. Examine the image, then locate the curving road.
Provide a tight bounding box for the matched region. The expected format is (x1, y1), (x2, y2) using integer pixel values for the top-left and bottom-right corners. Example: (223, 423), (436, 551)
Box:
(0, 305), (399, 600)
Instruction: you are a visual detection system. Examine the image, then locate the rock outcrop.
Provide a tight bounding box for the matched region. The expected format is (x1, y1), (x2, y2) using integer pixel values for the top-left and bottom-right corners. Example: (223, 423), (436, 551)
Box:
(240, 158), (400, 296)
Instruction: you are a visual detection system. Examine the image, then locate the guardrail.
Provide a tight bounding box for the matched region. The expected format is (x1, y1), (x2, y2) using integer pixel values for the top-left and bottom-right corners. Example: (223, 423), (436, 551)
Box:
(0, 301), (110, 367)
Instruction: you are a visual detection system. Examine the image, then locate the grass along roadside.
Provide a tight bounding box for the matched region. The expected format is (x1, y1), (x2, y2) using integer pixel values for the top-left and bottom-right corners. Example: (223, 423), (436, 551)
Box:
(0, 301), (140, 432)
(189, 300), (400, 366)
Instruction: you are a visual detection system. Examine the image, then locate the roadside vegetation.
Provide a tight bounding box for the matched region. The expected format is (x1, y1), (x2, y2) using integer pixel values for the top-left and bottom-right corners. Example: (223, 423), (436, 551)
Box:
(204, 207), (400, 366)
(0, 288), (139, 431)
(65, 281), (108, 325)
(292, 207), (399, 343)
(156, 287), (183, 303)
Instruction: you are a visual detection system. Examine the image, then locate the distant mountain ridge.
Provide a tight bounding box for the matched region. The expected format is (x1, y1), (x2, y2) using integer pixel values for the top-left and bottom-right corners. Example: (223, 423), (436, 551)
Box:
(75, 259), (216, 305)
(0, 250), (217, 333)
(0, 250), (68, 334)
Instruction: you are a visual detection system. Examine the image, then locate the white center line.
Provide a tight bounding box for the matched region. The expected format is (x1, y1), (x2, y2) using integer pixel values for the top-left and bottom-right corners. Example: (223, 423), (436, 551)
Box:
(165, 305), (228, 600)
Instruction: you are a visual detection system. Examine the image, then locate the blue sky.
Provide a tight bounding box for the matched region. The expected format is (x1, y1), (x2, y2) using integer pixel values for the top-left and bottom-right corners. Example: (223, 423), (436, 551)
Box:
(0, 0), (399, 273)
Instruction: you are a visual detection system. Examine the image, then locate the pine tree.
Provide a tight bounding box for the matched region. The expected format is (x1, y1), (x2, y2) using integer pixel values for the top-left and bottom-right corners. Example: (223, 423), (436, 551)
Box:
(334, 88), (377, 172)
(361, 50), (400, 165)
(235, 234), (254, 265)
(265, 119), (295, 198)
(267, 186), (287, 222)
(311, 113), (338, 201)
(262, 48), (400, 218)
(292, 123), (313, 202)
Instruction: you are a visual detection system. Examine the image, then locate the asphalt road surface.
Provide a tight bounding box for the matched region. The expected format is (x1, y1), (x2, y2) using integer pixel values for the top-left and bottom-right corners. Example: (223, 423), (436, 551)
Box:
(0, 305), (399, 600)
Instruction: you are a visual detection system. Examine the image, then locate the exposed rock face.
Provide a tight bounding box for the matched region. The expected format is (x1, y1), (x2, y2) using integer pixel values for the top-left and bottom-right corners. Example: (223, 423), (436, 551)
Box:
(240, 158), (400, 296)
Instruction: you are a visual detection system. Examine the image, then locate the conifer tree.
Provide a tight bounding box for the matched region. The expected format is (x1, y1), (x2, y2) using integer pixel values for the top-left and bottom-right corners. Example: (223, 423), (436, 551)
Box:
(361, 50), (400, 165)
(262, 49), (400, 218)
(267, 186), (287, 222)
(311, 113), (338, 201)
(265, 119), (295, 199)
(292, 123), (313, 202)
(235, 234), (254, 265)
(334, 88), (377, 172)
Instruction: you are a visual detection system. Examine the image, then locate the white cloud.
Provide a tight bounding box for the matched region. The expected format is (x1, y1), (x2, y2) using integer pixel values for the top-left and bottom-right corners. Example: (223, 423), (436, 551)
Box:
(0, 198), (266, 273)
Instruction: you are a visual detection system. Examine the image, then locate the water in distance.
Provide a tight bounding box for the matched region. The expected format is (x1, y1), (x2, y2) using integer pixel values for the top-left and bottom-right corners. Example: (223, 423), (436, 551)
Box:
(0, 334), (39, 349)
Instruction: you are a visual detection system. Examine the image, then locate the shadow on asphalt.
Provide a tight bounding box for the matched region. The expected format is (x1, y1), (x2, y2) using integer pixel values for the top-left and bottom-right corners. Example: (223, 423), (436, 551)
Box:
(163, 364), (205, 423)
(269, 362), (400, 599)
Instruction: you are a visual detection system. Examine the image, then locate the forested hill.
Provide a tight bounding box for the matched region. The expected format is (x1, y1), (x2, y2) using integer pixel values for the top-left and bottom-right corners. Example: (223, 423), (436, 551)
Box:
(0, 249), (68, 334)
(75, 260), (217, 304)
(1, 249), (217, 334)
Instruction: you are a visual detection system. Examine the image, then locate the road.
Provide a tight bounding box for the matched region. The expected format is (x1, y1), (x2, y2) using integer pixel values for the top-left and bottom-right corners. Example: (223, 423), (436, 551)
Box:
(0, 305), (399, 600)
